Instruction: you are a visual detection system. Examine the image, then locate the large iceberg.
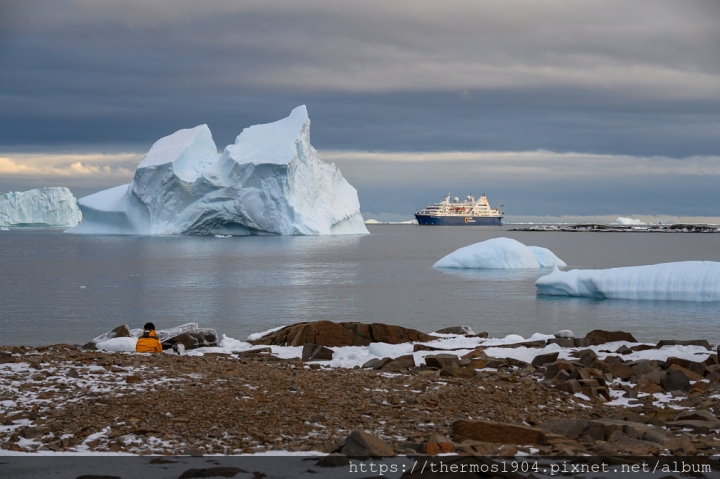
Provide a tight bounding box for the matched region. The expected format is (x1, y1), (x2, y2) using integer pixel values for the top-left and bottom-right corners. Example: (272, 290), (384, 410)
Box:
(0, 187), (80, 227)
(536, 261), (720, 301)
(66, 106), (368, 236)
(433, 237), (566, 269)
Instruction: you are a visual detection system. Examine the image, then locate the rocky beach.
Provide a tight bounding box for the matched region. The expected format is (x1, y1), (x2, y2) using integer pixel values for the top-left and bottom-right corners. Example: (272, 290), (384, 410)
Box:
(2, 321), (720, 460)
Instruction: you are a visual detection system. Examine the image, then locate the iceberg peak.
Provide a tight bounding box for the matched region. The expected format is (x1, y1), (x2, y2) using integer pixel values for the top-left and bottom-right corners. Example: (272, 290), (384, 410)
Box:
(67, 106), (368, 236)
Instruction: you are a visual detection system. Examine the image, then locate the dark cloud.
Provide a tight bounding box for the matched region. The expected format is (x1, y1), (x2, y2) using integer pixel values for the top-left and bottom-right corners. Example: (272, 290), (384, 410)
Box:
(1, 0), (719, 218)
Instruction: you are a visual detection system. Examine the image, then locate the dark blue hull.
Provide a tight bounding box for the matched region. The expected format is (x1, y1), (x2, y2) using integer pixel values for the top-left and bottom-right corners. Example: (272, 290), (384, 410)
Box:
(415, 214), (502, 226)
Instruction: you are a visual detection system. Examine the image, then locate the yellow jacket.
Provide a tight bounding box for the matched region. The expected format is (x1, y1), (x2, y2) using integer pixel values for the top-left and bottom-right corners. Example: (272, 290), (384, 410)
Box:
(136, 330), (162, 353)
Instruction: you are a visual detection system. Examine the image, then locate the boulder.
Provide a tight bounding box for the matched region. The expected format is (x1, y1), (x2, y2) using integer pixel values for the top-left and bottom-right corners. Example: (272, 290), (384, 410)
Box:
(162, 329), (218, 350)
(434, 326), (474, 335)
(82, 324), (131, 350)
(554, 330), (574, 338)
(301, 343), (335, 362)
(492, 340), (547, 349)
(668, 364), (704, 382)
(674, 409), (719, 423)
(335, 431), (395, 457)
(570, 349), (598, 367)
(656, 339), (711, 350)
(630, 360), (661, 378)
(425, 354), (460, 370)
(382, 355), (415, 372)
(531, 352), (559, 367)
(452, 420), (547, 445)
(539, 418), (594, 441)
(425, 433), (456, 455)
(609, 362), (633, 380)
(249, 321), (433, 347)
(546, 338), (573, 348)
(637, 378), (663, 394)
(660, 369), (691, 392)
(584, 330), (637, 345)
(362, 357), (393, 369)
(665, 357), (707, 377)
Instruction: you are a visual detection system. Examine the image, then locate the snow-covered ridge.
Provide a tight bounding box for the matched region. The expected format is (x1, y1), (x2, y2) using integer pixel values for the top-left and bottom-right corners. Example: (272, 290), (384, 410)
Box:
(433, 237), (566, 269)
(536, 261), (720, 302)
(66, 106), (368, 236)
(0, 187), (80, 227)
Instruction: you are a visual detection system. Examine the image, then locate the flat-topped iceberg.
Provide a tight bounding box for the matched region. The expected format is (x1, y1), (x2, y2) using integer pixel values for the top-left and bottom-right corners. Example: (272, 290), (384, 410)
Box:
(0, 187), (80, 227)
(433, 237), (566, 269)
(66, 106), (368, 236)
(536, 261), (720, 301)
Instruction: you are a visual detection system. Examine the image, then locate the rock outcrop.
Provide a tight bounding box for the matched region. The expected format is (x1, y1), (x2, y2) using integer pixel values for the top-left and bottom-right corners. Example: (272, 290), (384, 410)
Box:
(249, 320), (434, 347)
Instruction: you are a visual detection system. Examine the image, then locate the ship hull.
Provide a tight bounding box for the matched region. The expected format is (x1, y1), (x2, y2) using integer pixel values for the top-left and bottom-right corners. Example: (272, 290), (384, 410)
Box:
(415, 214), (502, 226)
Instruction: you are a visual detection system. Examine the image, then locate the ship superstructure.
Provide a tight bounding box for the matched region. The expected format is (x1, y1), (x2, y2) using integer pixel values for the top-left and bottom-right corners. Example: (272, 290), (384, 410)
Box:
(415, 194), (503, 226)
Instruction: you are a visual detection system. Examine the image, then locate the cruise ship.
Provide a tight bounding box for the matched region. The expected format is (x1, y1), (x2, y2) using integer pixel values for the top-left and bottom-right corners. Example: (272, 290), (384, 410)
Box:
(415, 194), (503, 226)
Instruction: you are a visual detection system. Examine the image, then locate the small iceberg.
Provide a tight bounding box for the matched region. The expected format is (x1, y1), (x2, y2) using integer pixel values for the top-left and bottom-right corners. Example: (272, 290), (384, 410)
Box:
(433, 237), (566, 269)
(614, 217), (646, 225)
(536, 261), (720, 302)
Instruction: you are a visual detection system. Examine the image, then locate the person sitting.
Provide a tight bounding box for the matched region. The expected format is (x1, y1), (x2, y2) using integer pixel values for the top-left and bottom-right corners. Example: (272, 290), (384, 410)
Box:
(136, 322), (162, 353)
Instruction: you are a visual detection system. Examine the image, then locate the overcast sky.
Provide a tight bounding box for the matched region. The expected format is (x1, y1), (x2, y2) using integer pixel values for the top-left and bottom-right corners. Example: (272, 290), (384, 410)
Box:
(1, 0), (719, 222)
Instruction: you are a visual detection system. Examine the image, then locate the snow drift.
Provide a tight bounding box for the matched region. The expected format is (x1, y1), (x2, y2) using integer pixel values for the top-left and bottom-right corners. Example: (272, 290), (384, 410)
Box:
(536, 261), (720, 302)
(66, 106), (368, 236)
(0, 187), (80, 227)
(433, 237), (566, 269)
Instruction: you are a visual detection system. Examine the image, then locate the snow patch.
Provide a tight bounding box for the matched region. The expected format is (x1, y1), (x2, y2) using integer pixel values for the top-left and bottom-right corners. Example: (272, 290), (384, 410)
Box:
(536, 261), (720, 301)
(433, 237), (565, 269)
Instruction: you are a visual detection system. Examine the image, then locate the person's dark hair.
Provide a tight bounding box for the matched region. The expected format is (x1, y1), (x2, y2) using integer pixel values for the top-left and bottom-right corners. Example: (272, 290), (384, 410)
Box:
(143, 322), (155, 331)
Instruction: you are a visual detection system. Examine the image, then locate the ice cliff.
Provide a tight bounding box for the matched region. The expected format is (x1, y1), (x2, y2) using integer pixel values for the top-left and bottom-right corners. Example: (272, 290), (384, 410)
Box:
(66, 106), (368, 236)
(0, 187), (80, 227)
(433, 237), (566, 269)
(536, 261), (720, 301)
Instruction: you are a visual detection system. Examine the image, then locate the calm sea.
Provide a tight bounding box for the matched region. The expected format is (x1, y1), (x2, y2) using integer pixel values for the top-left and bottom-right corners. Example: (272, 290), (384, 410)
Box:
(1, 225), (719, 346)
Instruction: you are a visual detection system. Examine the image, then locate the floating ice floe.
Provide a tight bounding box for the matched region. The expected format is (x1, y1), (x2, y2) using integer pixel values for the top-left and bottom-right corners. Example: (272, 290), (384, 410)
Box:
(433, 237), (566, 269)
(66, 106), (368, 236)
(536, 261), (720, 302)
(0, 187), (80, 227)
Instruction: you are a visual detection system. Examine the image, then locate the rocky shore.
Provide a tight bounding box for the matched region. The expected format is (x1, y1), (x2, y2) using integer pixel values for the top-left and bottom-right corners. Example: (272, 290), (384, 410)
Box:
(1, 321), (720, 458)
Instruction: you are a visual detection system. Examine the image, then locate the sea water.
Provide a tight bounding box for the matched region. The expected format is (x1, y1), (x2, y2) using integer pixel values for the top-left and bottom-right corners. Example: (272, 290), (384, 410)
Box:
(1, 225), (719, 346)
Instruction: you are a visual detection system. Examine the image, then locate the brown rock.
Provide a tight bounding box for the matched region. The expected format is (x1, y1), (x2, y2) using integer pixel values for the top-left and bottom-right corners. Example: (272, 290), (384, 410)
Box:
(660, 369), (691, 392)
(249, 321), (433, 347)
(453, 420), (547, 445)
(584, 330), (637, 345)
(544, 360), (575, 380)
(382, 355), (415, 372)
(425, 433), (456, 455)
(665, 357), (707, 377)
(609, 362), (633, 380)
(425, 354), (460, 369)
(339, 430), (395, 457)
(125, 375), (141, 384)
(302, 343), (335, 362)
(668, 364), (704, 381)
(531, 352), (559, 367)
(637, 378), (663, 394)
(656, 339), (711, 350)
(539, 418), (591, 440)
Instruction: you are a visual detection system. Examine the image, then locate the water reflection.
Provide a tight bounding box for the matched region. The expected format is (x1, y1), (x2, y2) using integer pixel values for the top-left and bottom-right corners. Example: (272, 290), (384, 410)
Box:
(1, 226), (719, 345)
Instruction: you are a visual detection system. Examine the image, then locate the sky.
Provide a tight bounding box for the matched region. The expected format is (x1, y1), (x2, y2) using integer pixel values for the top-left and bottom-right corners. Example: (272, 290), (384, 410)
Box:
(1, 0), (719, 223)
